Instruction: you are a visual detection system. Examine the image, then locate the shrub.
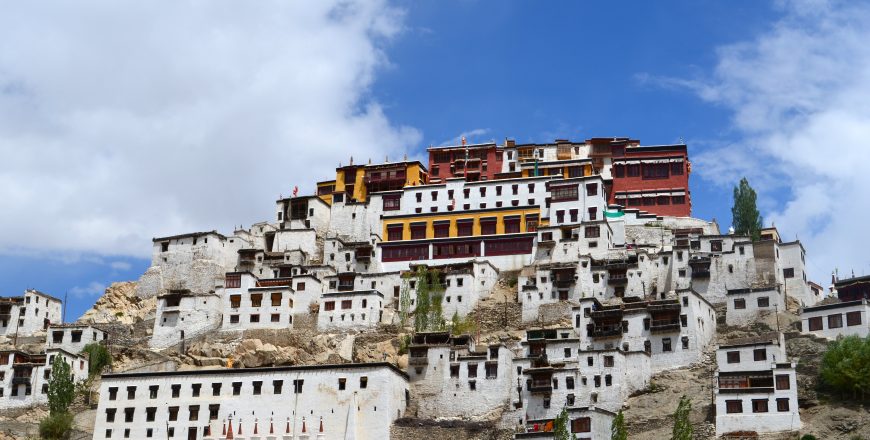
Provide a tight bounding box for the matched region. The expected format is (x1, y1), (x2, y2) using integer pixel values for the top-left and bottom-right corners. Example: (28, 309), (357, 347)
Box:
(819, 335), (870, 400)
(81, 343), (112, 377)
(800, 435), (818, 440)
(671, 396), (692, 440)
(39, 412), (73, 440)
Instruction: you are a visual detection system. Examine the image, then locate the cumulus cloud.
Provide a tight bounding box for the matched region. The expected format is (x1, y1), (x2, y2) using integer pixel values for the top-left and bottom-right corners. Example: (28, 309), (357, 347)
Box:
(70, 281), (107, 298)
(0, 0), (420, 257)
(689, 0), (870, 282)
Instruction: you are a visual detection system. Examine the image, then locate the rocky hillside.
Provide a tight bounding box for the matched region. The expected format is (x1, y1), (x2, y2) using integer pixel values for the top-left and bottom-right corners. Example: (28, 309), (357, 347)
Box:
(78, 281), (155, 327)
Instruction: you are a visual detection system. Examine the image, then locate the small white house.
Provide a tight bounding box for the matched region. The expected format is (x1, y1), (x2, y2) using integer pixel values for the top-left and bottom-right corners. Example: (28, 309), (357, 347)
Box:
(0, 348), (89, 409)
(317, 291), (384, 331)
(46, 324), (107, 354)
(514, 406), (615, 440)
(714, 333), (801, 436)
(0, 290), (62, 339)
(800, 299), (870, 340)
(725, 286), (785, 326)
(151, 290), (222, 350)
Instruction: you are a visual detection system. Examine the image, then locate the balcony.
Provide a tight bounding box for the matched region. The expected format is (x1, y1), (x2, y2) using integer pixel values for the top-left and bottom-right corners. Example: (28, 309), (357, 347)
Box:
(408, 356), (429, 366)
(649, 319), (680, 333)
(607, 275), (628, 285)
(12, 377), (31, 386)
(717, 387), (775, 394)
(554, 280), (574, 289)
(691, 268), (711, 279)
(589, 324), (623, 338)
(528, 380), (553, 394)
(648, 302), (681, 312)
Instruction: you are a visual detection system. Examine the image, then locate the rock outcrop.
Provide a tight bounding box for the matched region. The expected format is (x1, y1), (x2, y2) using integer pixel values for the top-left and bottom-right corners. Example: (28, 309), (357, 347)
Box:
(78, 281), (155, 326)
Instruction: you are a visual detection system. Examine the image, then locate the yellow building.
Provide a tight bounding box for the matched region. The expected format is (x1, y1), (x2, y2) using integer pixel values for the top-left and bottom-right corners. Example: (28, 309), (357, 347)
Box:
(317, 160), (428, 205)
(382, 207), (542, 242)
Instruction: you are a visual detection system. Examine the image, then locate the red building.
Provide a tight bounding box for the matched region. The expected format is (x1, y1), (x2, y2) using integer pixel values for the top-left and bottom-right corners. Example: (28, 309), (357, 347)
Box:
(607, 141), (691, 217)
(427, 141), (503, 183)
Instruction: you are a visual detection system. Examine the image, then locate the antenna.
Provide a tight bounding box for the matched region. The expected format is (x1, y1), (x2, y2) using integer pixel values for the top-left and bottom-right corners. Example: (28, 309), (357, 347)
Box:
(63, 290), (68, 323)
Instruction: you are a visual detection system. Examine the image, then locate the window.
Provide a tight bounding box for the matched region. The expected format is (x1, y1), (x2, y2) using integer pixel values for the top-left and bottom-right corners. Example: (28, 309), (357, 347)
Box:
(410, 222), (426, 240)
(211, 383), (221, 396)
(604, 356), (614, 367)
(252, 381), (262, 395)
(109, 387), (118, 400)
(566, 377), (574, 389)
(726, 400), (743, 414)
(551, 185), (578, 202)
(341, 300), (352, 309)
(480, 218), (497, 235)
(271, 314), (280, 323)
(753, 348), (766, 361)
(450, 365), (459, 378)
(504, 217), (521, 234)
(585, 225), (600, 238)
(148, 385), (158, 399)
(672, 195), (685, 204)
(569, 209), (578, 223)
(828, 314), (843, 329)
(511, 184), (518, 195)
(757, 296), (770, 307)
(168, 406), (179, 421)
(752, 399), (769, 413)
(273, 380), (283, 394)
(733, 298), (746, 310)
(467, 364), (478, 378)
(209, 404), (220, 420)
(808, 316), (823, 331)
(571, 417), (591, 433)
(614, 165), (625, 177)
(585, 183), (597, 196)
(338, 378), (346, 390)
(360, 377), (368, 389)
(324, 301), (335, 311)
(271, 292), (282, 306)
(710, 240), (722, 252)
(105, 408), (116, 422)
(776, 398), (790, 412)
(188, 405), (200, 421)
(776, 374), (790, 390)
(232, 382), (242, 395)
(485, 363), (498, 379)
(564, 348), (571, 358)
(682, 336), (689, 349)
(123, 408), (135, 423)
(293, 379), (304, 394)
(847, 311), (862, 326)
(783, 268), (795, 278)
(387, 225), (403, 241)
(146, 407), (156, 422)
(126, 386), (136, 399)
(727, 351), (740, 363)
(171, 384), (180, 398)
(671, 161), (684, 175)
(457, 220), (473, 237)
(433, 222), (450, 238)
(642, 163), (669, 179)
(249, 314), (260, 323)
(191, 384), (201, 397)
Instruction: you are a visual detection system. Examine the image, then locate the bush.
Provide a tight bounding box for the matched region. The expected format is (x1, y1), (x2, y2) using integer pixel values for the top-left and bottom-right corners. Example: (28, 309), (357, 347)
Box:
(81, 343), (112, 377)
(819, 335), (870, 400)
(800, 435), (817, 440)
(39, 412), (73, 440)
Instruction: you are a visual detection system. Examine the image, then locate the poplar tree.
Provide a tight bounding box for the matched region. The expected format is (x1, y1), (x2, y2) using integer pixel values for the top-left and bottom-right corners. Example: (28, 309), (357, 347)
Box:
(47, 355), (76, 415)
(732, 177), (763, 241)
(553, 407), (576, 440)
(671, 396), (693, 440)
(611, 409), (628, 440)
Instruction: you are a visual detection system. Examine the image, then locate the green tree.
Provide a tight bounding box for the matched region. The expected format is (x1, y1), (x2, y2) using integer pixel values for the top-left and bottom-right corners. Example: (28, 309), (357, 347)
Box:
(611, 409), (628, 440)
(671, 395), (693, 440)
(81, 343), (112, 377)
(732, 177), (763, 241)
(398, 275), (412, 327)
(552, 407), (576, 440)
(820, 335), (870, 400)
(412, 267), (446, 332)
(47, 355), (76, 416)
(39, 412), (73, 440)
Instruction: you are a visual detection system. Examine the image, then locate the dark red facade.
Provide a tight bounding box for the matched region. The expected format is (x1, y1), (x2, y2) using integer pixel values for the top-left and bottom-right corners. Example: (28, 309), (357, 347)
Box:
(427, 143), (503, 183)
(608, 143), (691, 217)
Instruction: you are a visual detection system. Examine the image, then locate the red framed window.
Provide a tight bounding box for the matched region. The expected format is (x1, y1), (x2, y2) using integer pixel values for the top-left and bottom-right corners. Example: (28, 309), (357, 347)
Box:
(387, 225), (404, 241)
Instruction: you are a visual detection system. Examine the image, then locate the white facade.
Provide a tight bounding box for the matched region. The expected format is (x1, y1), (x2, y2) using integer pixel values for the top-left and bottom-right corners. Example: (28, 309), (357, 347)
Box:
(725, 286), (785, 326)
(0, 348), (89, 409)
(91, 363), (409, 440)
(317, 291), (384, 331)
(800, 299), (870, 340)
(151, 292), (222, 349)
(514, 407), (615, 440)
(714, 334), (801, 436)
(0, 290), (62, 339)
(47, 324), (107, 354)
(572, 289), (716, 373)
(403, 261), (499, 319)
(407, 335), (514, 420)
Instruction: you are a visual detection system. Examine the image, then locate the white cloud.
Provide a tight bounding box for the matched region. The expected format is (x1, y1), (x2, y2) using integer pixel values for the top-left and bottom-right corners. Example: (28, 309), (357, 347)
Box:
(437, 128), (491, 147)
(70, 281), (107, 298)
(109, 261), (132, 271)
(0, 0), (420, 257)
(687, 0), (870, 283)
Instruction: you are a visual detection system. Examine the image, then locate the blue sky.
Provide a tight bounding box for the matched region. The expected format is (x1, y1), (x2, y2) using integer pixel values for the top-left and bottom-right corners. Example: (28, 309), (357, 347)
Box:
(1, 0), (868, 320)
